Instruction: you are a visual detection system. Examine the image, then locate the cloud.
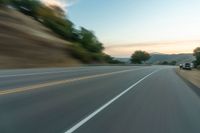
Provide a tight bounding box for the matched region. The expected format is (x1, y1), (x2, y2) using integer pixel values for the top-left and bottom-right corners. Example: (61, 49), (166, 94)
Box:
(104, 40), (200, 57)
(41, 0), (77, 11)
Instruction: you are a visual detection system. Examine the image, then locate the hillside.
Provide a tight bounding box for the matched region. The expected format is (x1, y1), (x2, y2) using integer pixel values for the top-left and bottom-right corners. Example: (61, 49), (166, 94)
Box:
(0, 8), (81, 68)
(147, 53), (195, 64)
(116, 53), (195, 64)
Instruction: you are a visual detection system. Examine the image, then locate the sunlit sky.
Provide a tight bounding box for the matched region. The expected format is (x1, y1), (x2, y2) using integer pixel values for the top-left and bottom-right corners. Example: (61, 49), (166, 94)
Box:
(42, 0), (200, 57)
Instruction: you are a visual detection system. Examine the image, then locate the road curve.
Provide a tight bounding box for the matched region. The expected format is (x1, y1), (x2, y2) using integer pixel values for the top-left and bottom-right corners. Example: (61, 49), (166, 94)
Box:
(0, 66), (200, 133)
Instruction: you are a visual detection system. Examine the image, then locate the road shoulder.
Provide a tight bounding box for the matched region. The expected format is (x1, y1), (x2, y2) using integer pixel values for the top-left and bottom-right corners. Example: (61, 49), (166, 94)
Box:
(176, 68), (200, 96)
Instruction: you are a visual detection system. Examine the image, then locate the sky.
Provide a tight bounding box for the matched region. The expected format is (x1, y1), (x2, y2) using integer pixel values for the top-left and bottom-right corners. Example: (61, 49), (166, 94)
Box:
(42, 0), (200, 57)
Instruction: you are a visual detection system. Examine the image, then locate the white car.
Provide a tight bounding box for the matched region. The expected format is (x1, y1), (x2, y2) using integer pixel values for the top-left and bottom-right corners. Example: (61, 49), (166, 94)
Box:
(181, 63), (193, 70)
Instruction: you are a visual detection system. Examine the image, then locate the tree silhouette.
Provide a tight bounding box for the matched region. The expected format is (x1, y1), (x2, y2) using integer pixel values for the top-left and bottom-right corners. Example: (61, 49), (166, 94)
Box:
(131, 50), (151, 64)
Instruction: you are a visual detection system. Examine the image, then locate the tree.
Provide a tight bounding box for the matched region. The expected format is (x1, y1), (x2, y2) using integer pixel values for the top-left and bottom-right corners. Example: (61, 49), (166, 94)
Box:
(193, 47), (200, 66)
(11, 0), (41, 17)
(2, 0), (107, 63)
(0, 0), (10, 5)
(36, 4), (76, 41)
(130, 50), (150, 64)
(169, 60), (177, 65)
(49, 5), (65, 18)
(159, 61), (169, 65)
(104, 54), (124, 64)
(79, 27), (104, 53)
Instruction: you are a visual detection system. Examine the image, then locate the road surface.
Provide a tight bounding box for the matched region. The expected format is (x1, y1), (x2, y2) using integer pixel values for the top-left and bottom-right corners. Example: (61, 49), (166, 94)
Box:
(0, 66), (200, 133)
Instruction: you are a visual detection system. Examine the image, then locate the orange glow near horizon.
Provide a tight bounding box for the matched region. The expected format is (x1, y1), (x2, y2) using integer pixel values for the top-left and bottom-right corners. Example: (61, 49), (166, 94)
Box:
(104, 40), (200, 57)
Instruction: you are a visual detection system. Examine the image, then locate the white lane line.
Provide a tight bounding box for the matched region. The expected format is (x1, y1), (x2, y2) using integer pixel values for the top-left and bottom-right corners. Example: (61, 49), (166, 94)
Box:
(64, 69), (159, 133)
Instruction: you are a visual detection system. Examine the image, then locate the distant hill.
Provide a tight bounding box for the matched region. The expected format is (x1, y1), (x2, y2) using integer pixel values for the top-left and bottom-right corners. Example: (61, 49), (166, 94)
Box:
(116, 53), (195, 64)
(115, 58), (131, 63)
(147, 53), (195, 64)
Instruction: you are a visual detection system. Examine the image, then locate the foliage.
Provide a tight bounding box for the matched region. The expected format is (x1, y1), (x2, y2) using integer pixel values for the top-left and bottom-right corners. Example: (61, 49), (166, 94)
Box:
(0, 0), (10, 5)
(158, 60), (177, 65)
(43, 18), (74, 40)
(1, 0), (118, 63)
(70, 44), (104, 63)
(69, 44), (92, 63)
(130, 50), (151, 64)
(193, 47), (200, 66)
(79, 27), (104, 53)
(103, 55), (124, 64)
(169, 60), (177, 65)
(197, 65), (200, 70)
(160, 61), (169, 65)
(10, 0), (41, 17)
(49, 5), (65, 18)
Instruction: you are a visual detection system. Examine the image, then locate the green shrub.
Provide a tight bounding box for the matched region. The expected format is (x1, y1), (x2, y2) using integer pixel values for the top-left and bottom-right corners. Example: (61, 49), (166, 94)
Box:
(197, 65), (200, 70)
(91, 53), (104, 62)
(103, 54), (124, 64)
(43, 19), (73, 40)
(0, 0), (10, 4)
(194, 47), (200, 66)
(79, 27), (104, 53)
(0, 0), (11, 7)
(131, 50), (150, 64)
(10, 0), (41, 17)
(69, 44), (92, 63)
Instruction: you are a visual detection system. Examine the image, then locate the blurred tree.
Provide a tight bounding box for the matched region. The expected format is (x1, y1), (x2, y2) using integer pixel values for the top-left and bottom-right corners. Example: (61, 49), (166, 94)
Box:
(193, 47), (200, 66)
(1, 0), (108, 63)
(170, 60), (177, 65)
(162, 61), (169, 65)
(11, 0), (41, 17)
(49, 5), (65, 18)
(130, 50), (150, 64)
(79, 27), (104, 53)
(36, 5), (75, 41)
(0, 0), (10, 5)
(103, 54), (124, 64)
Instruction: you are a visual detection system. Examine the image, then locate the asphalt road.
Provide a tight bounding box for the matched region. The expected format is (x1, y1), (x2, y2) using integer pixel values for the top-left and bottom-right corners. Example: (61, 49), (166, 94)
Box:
(0, 66), (200, 133)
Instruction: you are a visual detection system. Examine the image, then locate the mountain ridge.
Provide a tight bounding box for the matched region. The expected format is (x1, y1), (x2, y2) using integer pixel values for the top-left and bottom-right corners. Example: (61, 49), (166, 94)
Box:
(116, 53), (195, 64)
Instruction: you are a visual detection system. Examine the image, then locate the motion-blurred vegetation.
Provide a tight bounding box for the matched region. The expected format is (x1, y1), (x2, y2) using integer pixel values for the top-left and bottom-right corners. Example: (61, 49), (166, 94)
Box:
(193, 47), (200, 68)
(0, 0), (118, 64)
(158, 60), (177, 65)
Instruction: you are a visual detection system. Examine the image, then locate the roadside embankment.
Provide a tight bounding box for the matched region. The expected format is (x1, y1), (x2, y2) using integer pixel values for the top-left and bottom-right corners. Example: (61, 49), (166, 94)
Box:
(0, 8), (81, 68)
(176, 69), (200, 89)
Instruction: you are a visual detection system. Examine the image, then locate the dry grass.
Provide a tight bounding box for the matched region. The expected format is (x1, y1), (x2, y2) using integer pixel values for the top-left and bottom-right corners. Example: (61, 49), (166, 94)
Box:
(177, 69), (200, 88)
(0, 8), (81, 68)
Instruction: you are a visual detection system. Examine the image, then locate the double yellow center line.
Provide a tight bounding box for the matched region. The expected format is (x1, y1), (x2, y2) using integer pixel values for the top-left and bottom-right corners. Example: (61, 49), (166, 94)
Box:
(0, 68), (146, 95)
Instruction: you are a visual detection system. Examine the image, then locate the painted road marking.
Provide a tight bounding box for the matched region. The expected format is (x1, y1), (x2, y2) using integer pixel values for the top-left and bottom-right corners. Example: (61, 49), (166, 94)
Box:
(0, 68), (147, 95)
(0, 67), (92, 78)
(64, 70), (159, 133)
(0, 66), (140, 78)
